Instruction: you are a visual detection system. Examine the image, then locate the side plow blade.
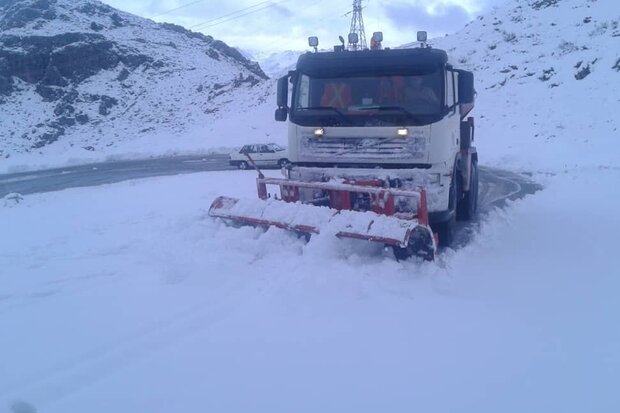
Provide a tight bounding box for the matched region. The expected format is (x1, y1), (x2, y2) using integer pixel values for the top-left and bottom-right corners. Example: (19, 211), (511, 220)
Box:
(209, 195), (436, 261)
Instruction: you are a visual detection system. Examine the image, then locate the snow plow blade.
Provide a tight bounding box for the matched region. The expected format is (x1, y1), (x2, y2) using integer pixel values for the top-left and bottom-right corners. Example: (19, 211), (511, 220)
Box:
(209, 176), (436, 260)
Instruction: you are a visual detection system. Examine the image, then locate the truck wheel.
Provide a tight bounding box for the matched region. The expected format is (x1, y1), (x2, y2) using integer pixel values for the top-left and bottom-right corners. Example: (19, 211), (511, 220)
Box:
(278, 158), (290, 168)
(433, 167), (458, 247)
(457, 160), (479, 220)
(392, 226), (435, 261)
(238, 161), (248, 170)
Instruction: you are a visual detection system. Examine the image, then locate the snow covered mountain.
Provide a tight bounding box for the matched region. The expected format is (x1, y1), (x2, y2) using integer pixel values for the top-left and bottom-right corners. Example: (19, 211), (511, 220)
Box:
(250, 49), (303, 78)
(422, 0), (619, 170)
(0, 0), (269, 158)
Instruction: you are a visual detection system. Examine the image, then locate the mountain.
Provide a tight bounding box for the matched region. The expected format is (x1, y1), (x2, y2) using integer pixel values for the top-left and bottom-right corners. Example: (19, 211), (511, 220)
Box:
(0, 0), (269, 157)
(250, 49), (303, 78)
(421, 0), (619, 170)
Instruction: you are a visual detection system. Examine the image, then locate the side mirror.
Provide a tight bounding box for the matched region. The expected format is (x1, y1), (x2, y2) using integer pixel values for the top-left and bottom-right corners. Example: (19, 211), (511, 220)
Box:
(275, 107), (288, 122)
(458, 70), (475, 104)
(276, 75), (289, 108)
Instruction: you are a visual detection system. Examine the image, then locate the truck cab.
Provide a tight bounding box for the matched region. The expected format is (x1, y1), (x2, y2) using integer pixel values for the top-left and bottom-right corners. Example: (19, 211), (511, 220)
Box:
(275, 41), (478, 245)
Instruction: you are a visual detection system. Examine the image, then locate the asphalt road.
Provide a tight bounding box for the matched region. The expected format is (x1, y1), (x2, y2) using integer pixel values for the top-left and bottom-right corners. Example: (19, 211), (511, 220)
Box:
(453, 166), (542, 249)
(0, 155), (541, 250)
(0, 154), (234, 198)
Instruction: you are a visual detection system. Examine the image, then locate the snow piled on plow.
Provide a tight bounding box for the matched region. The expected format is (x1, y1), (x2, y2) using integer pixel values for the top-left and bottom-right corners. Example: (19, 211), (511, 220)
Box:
(1, 168), (619, 412)
(209, 195), (423, 247)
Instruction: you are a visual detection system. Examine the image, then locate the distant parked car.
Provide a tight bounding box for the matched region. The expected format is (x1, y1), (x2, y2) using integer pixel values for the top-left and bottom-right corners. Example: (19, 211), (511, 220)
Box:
(229, 143), (290, 169)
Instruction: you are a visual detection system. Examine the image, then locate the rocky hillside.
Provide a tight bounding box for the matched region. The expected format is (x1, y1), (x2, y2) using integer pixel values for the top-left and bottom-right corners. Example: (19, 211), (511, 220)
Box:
(0, 0), (269, 157)
(423, 0), (620, 169)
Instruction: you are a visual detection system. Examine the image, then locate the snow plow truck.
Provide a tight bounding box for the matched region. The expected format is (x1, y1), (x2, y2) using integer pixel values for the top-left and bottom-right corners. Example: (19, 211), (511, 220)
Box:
(209, 32), (478, 261)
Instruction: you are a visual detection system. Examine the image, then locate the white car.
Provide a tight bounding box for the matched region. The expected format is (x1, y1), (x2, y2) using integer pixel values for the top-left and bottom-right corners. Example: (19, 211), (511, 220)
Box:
(229, 143), (290, 169)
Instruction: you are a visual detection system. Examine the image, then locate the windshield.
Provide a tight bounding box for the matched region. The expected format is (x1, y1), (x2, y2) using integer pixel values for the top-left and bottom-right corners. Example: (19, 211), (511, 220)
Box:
(291, 71), (444, 127)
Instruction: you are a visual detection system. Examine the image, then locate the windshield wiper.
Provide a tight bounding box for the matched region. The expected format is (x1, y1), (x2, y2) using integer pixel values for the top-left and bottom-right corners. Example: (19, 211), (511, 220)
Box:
(296, 106), (351, 126)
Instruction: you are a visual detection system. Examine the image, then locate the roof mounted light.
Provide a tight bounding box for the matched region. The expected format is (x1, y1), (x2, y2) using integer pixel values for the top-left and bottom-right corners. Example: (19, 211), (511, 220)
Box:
(348, 33), (359, 45)
(308, 36), (319, 52)
(417, 31), (427, 42)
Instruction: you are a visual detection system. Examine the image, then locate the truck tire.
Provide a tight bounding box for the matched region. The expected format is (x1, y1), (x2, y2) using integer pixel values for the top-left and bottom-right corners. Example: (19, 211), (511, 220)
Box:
(238, 161), (249, 170)
(432, 168), (457, 247)
(392, 227), (435, 262)
(278, 158), (290, 168)
(457, 159), (479, 220)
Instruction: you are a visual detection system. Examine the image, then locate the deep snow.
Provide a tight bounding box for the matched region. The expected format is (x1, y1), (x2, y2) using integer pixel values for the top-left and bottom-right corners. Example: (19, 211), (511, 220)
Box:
(1, 166), (619, 412)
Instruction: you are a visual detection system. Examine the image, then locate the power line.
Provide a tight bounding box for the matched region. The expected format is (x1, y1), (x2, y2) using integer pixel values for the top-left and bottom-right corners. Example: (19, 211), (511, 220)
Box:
(146, 0), (290, 31)
(148, 0), (206, 19)
(189, 0), (290, 30)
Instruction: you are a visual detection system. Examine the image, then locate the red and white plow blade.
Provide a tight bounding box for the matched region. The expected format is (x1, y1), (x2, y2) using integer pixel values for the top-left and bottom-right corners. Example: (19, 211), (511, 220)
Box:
(209, 175), (437, 260)
(209, 195), (433, 250)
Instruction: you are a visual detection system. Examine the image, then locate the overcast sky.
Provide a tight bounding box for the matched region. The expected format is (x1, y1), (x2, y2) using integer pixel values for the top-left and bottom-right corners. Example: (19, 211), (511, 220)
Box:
(101, 0), (505, 55)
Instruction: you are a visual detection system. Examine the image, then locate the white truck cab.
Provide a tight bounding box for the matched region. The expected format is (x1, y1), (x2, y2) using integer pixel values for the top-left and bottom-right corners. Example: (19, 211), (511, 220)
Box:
(274, 40), (478, 246)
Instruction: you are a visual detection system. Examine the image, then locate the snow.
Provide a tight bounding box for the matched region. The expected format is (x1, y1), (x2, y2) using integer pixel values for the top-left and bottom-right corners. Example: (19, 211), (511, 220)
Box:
(210, 192), (425, 247)
(2, 0), (620, 411)
(1, 167), (619, 412)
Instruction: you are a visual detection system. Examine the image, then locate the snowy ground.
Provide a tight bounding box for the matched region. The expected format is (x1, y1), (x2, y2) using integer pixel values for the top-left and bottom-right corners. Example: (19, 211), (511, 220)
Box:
(1, 166), (619, 412)
(2, 1), (619, 411)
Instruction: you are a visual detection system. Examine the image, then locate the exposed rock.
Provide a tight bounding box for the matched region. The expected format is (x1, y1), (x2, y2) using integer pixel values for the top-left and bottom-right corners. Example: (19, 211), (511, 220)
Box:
(75, 113), (89, 124)
(98, 95), (118, 115)
(32, 126), (64, 148)
(116, 67), (129, 81)
(0, 0), (57, 30)
(538, 67), (555, 81)
(530, 0), (561, 10)
(35, 84), (64, 101)
(575, 64), (591, 79)
(206, 49), (220, 60)
(0, 0), (269, 152)
(75, 2), (114, 17)
(41, 64), (67, 86)
(211, 40), (268, 80)
(110, 12), (124, 27)
(90, 21), (104, 31)
(0, 33), (152, 94)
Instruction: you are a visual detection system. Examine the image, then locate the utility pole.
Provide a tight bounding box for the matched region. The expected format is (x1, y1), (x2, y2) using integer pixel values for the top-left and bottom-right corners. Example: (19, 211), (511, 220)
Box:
(348, 0), (367, 50)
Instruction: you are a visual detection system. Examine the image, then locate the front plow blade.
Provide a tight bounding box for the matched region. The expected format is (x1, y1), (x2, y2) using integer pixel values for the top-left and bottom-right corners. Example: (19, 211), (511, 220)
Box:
(209, 196), (435, 260)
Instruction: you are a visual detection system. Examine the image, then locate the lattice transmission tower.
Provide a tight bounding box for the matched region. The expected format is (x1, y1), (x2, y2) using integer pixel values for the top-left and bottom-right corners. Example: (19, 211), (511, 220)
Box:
(348, 0), (367, 50)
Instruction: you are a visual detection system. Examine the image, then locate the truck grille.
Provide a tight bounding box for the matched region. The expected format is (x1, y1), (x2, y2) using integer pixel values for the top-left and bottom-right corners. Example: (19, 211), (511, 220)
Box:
(300, 136), (426, 160)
